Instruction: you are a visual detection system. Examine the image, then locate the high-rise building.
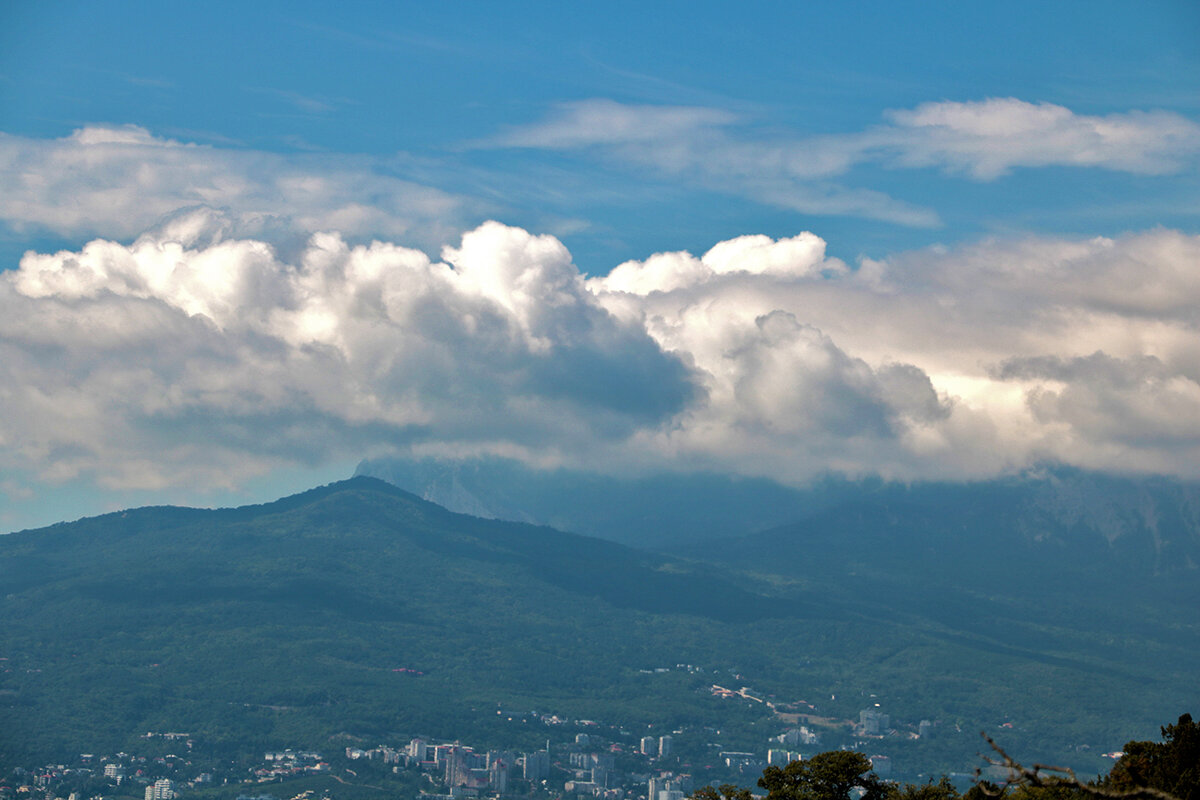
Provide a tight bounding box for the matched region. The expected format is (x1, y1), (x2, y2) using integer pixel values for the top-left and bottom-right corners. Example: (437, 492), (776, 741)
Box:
(445, 746), (469, 787)
(523, 748), (549, 782)
(641, 736), (657, 756)
(144, 779), (176, 800)
(489, 758), (510, 794)
(658, 736), (672, 758)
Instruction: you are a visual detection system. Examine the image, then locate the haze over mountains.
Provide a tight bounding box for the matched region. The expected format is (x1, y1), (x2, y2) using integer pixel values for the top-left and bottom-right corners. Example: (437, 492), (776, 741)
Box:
(358, 456), (1200, 564)
(1, 474), (1195, 779)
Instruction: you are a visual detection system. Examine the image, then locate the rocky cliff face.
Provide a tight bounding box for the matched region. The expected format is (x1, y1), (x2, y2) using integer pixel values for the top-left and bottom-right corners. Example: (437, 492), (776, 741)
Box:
(1017, 470), (1200, 571)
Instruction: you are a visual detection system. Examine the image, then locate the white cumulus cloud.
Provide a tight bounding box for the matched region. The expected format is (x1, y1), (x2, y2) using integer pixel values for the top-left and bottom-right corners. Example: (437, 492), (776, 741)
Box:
(3, 218), (1199, 495)
(595, 231), (842, 295)
(0, 216), (694, 489)
(588, 227), (1200, 482)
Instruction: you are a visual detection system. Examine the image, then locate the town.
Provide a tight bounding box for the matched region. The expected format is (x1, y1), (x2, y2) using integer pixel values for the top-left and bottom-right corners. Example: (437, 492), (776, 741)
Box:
(3, 669), (952, 800)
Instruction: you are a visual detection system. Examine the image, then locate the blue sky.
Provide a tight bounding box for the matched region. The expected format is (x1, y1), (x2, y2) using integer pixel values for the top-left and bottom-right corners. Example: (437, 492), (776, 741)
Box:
(5, 1), (1197, 264)
(1, 2), (1199, 531)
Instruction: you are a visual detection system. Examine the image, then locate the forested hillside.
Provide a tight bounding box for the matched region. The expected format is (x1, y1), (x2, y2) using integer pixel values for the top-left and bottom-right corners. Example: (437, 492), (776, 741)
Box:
(0, 478), (1193, 778)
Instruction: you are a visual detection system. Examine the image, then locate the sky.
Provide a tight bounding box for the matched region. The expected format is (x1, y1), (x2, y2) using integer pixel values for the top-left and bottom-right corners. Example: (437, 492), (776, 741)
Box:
(1, 1), (1199, 532)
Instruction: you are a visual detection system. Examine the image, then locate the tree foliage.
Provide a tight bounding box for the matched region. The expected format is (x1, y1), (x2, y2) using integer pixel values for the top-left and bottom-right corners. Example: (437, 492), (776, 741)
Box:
(888, 777), (962, 800)
(693, 785), (755, 800)
(1105, 714), (1199, 800)
(974, 715), (1198, 800)
(692, 716), (1198, 800)
(757, 751), (887, 800)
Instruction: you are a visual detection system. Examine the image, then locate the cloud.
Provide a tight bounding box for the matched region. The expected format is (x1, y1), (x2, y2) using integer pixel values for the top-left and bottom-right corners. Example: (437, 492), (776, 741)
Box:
(588, 227), (1200, 482)
(596, 231), (842, 295)
(0, 216), (694, 489)
(246, 87), (340, 114)
(879, 98), (1200, 179)
(999, 353), (1200, 451)
(3, 218), (1199, 493)
(495, 99), (737, 149)
(2, 96), (1195, 262)
(0, 126), (467, 246)
(489, 98), (1200, 225)
(489, 100), (939, 227)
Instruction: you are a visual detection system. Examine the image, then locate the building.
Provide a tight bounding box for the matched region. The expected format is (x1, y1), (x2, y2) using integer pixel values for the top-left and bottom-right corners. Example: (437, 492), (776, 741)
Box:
(649, 774), (691, 800)
(445, 747), (469, 787)
(781, 726), (820, 748)
(489, 758), (511, 794)
(144, 779), (176, 800)
(859, 709), (890, 735)
(523, 749), (549, 782)
(641, 737), (656, 756)
(658, 737), (672, 758)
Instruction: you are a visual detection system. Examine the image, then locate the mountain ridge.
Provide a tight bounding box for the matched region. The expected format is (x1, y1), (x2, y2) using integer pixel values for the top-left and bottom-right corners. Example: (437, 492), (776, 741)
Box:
(357, 456), (1200, 576)
(1, 475), (1194, 778)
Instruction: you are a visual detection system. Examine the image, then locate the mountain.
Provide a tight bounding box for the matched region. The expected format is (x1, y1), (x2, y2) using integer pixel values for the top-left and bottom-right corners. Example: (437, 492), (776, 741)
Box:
(0, 477), (1194, 778)
(669, 467), (1200, 638)
(668, 470), (1200, 723)
(356, 458), (1200, 564)
(0, 478), (786, 764)
(354, 456), (865, 546)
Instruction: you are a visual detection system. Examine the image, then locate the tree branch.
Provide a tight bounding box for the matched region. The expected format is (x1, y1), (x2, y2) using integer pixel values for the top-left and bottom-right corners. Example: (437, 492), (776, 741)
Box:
(974, 733), (1179, 800)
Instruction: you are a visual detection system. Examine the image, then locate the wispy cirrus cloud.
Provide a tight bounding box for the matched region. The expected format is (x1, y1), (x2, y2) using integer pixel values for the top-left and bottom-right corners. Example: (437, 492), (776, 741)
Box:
(490, 99), (937, 227)
(4, 96), (1192, 257)
(246, 87), (340, 114)
(489, 97), (1200, 225)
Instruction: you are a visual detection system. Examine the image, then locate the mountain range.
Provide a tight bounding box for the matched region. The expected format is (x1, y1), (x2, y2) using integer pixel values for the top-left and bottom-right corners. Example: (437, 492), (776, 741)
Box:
(1, 473), (1196, 779)
(357, 457), (1200, 564)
